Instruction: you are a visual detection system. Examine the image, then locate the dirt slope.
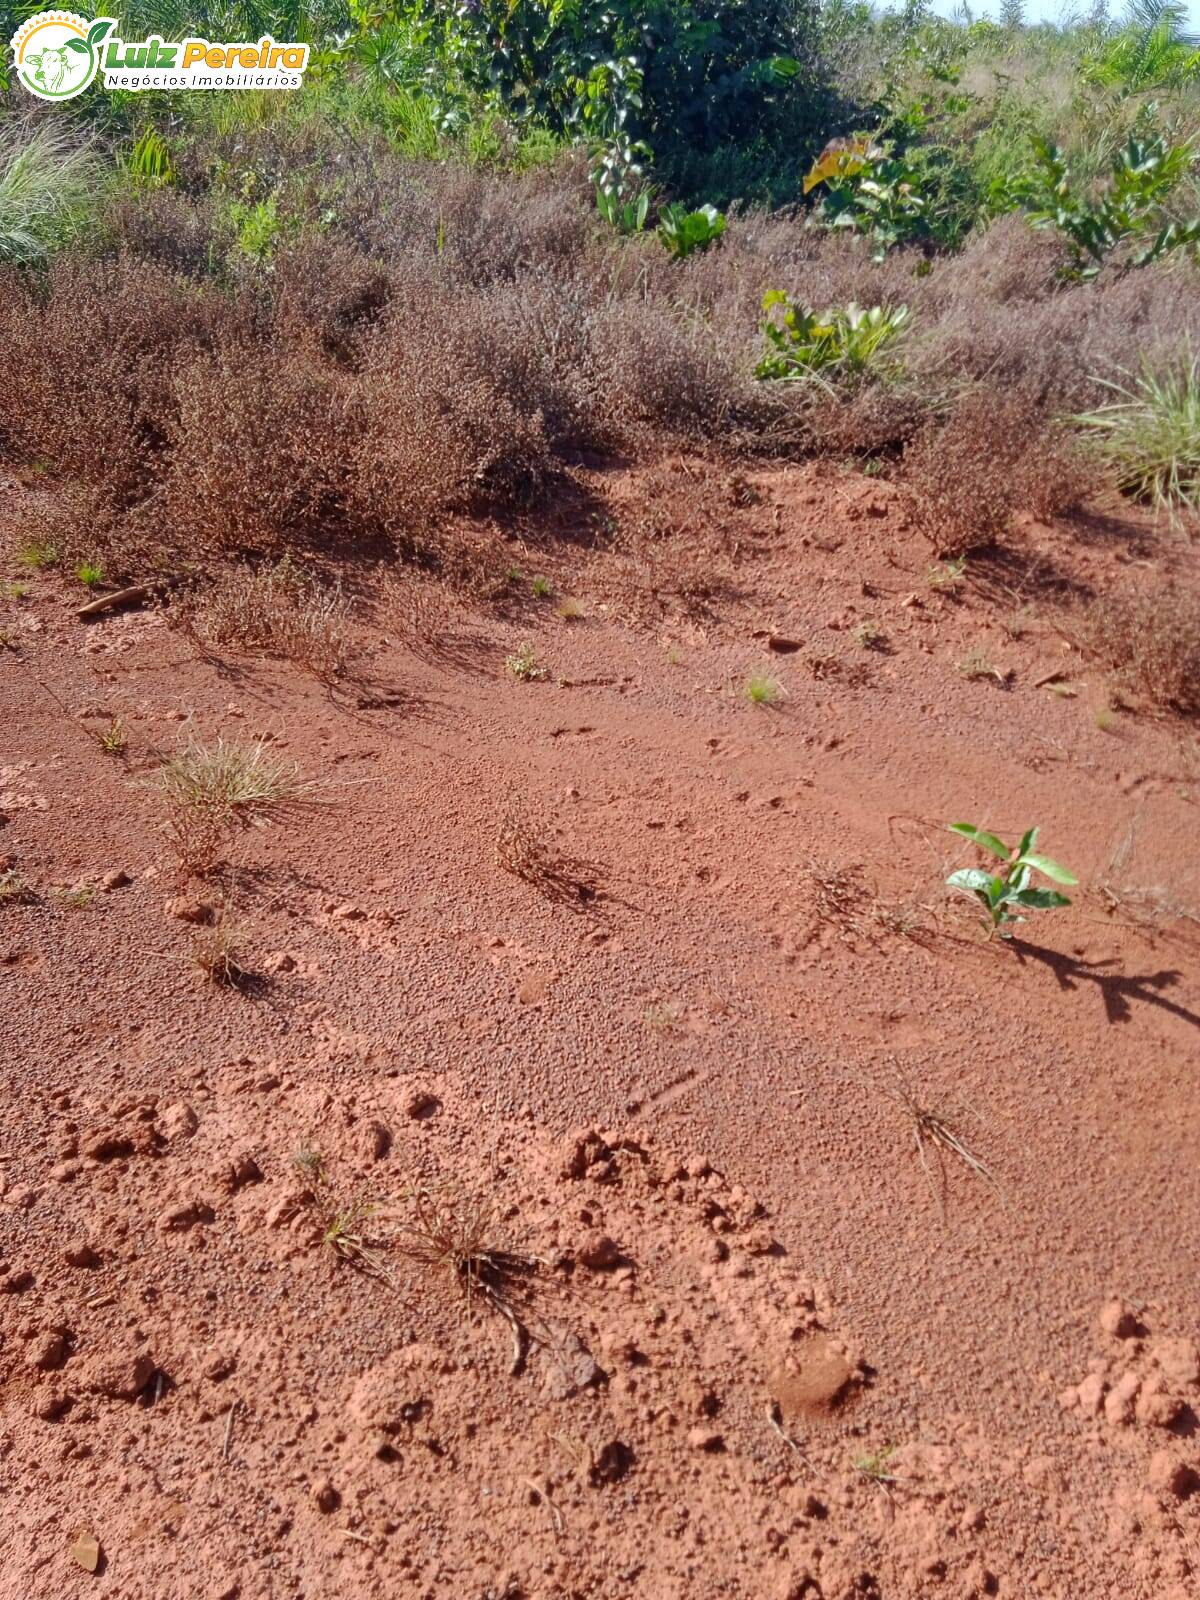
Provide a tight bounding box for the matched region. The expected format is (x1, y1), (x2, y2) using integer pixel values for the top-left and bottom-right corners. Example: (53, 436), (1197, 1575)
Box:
(2, 462), (1199, 1600)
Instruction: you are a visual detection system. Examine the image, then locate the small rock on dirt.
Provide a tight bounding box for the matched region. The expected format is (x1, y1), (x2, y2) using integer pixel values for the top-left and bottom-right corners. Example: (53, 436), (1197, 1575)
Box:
(70, 1533), (101, 1573)
(312, 1476), (341, 1513)
(541, 1329), (605, 1400)
(577, 1231), (621, 1271)
(27, 1331), (67, 1371)
(165, 895), (216, 924)
(101, 870), (130, 891)
(687, 1426), (724, 1452)
(158, 1102), (198, 1141)
(1147, 1449), (1199, 1501)
(62, 1241), (100, 1269)
(589, 1439), (634, 1485)
(1099, 1299), (1141, 1339)
(404, 1090), (440, 1121)
(82, 1347), (155, 1400)
(360, 1118), (391, 1161)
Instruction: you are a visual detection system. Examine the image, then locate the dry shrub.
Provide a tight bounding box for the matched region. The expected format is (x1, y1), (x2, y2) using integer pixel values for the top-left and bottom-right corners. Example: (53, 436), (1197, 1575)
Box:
(349, 157), (592, 289)
(146, 732), (323, 879)
(1075, 589), (1200, 716)
(267, 236), (392, 363)
(192, 912), (250, 986)
(105, 188), (223, 280)
(588, 298), (766, 444)
(903, 389), (1090, 552)
(0, 255), (238, 507)
(196, 559), (355, 682)
(156, 351), (357, 559)
(351, 322), (553, 538)
(395, 1182), (539, 1327)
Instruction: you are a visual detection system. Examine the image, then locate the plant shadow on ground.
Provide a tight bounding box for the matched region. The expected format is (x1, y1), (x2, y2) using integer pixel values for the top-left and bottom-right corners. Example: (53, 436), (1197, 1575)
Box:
(965, 541), (1097, 611)
(1009, 941), (1200, 1028)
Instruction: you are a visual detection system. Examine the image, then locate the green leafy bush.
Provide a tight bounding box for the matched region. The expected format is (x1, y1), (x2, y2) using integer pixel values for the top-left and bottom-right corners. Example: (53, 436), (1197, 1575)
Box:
(803, 135), (934, 258)
(1019, 135), (1200, 280)
(946, 823), (1076, 938)
(1083, 0), (1200, 91)
(656, 201), (725, 258)
(351, 0), (822, 203)
(756, 293), (910, 382)
(596, 187), (650, 234)
(126, 127), (175, 187)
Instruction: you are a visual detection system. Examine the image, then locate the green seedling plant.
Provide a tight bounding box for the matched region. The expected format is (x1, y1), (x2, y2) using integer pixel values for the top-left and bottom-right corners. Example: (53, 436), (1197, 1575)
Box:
(17, 540), (57, 569)
(76, 560), (104, 589)
(757, 294), (910, 382)
(595, 185), (649, 235)
(656, 201), (725, 258)
(946, 823), (1076, 938)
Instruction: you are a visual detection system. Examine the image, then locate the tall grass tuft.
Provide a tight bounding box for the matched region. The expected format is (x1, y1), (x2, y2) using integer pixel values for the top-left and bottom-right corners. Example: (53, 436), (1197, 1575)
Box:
(1076, 347), (1200, 514)
(0, 121), (97, 267)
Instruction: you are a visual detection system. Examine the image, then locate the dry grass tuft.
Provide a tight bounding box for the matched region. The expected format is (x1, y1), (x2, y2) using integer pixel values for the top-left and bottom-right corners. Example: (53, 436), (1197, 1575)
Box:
(195, 559), (355, 683)
(495, 800), (601, 906)
(293, 1152), (392, 1278)
(0, 868), (35, 906)
(396, 1183), (538, 1312)
(876, 1065), (1000, 1218)
(146, 732), (323, 879)
(192, 913), (251, 986)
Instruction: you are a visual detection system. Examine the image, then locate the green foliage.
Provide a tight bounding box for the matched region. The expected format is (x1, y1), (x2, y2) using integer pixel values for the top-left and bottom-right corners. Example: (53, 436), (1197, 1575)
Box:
(1084, 0), (1200, 90)
(756, 293), (911, 382)
(0, 120), (98, 268)
(946, 823), (1076, 938)
(596, 185), (650, 234)
(229, 192), (284, 262)
(1018, 133), (1200, 278)
(744, 672), (785, 704)
(349, 0), (823, 203)
(804, 134), (952, 257)
(125, 127), (175, 187)
(656, 200), (725, 257)
(17, 540), (58, 570)
(76, 561), (105, 589)
(1075, 348), (1200, 511)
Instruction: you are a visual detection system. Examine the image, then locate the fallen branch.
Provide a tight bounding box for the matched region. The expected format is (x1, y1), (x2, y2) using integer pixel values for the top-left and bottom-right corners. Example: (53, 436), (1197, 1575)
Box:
(77, 585), (150, 620)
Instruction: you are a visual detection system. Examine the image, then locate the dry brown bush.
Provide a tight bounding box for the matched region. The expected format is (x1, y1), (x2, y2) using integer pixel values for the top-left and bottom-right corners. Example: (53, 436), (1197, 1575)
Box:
(350, 321), (553, 537)
(903, 389), (1092, 552)
(0, 256), (239, 509)
(157, 352), (356, 558)
(105, 188), (224, 280)
(1074, 590), (1200, 716)
(267, 237), (393, 363)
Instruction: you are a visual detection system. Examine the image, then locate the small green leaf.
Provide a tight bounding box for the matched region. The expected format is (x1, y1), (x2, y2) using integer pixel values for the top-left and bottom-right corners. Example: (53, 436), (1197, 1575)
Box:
(948, 823), (1009, 860)
(946, 868), (993, 894)
(65, 37), (89, 52)
(1017, 826), (1038, 856)
(87, 17), (115, 43)
(1020, 852), (1077, 886)
(1011, 887), (1072, 910)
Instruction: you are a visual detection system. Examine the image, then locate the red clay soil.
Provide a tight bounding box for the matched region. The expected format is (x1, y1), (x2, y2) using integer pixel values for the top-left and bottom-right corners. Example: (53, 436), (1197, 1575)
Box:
(2, 460), (1199, 1600)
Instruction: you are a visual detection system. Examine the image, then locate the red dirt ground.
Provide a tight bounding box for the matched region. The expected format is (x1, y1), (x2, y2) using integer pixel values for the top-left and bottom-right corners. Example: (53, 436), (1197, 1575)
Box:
(2, 460), (1199, 1600)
